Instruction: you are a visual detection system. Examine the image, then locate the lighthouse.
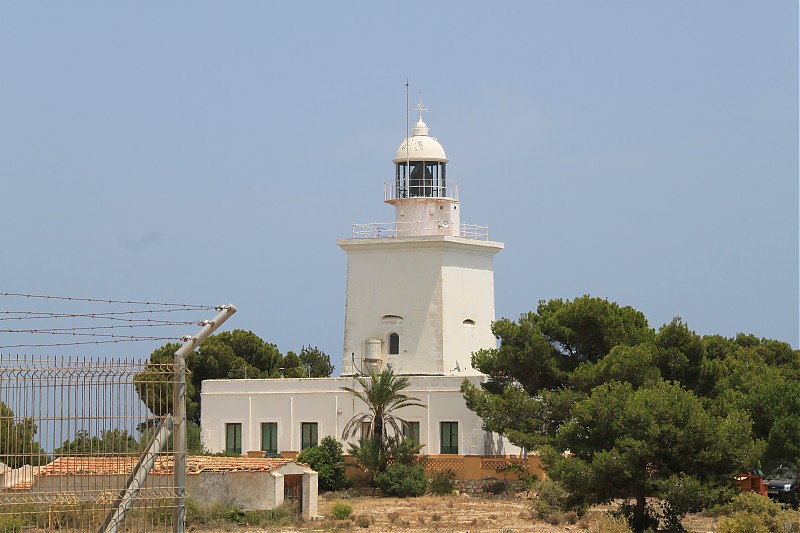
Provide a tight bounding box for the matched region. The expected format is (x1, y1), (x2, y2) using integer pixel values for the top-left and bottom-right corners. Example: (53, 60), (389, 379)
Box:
(338, 102), (504, 377)
(201, 101), (524, 458)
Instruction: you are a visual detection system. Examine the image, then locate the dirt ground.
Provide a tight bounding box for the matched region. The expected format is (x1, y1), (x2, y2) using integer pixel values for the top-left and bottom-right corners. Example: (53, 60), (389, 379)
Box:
(204, 494), (720, 533)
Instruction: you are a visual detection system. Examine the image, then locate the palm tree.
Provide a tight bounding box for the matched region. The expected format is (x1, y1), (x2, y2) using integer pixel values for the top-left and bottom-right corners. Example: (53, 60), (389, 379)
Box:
(341, 368), (426, 442)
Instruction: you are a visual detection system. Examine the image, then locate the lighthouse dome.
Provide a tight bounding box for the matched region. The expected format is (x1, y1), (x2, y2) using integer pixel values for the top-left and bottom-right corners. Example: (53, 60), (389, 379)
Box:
(393, 119), (448, 163)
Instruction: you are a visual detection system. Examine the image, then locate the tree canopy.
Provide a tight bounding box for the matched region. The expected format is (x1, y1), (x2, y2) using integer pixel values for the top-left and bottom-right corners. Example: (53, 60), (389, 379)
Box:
(0, 402), (49, 467)
(462, 295), (798, 531)
(54, 429), (138, 456)
(135, 330), (334, 425)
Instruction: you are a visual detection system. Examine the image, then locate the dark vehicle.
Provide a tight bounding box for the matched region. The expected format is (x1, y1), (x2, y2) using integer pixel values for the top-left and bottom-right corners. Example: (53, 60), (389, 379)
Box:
(764, 463), (799, 508)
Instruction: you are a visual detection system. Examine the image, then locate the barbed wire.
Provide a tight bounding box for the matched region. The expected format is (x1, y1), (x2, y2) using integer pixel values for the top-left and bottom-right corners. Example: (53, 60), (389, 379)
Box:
(0, 310), (212, 321)
(0, 322), (197, 334)
(0, 338), (182, 349)
(0, 292), (215, 309)
(0, 330), (177, 342)
(0, 291), (224, 353)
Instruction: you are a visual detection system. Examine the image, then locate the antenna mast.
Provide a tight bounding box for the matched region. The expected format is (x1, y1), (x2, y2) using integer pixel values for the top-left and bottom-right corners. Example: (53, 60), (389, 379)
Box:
(405, 79), (410, 191)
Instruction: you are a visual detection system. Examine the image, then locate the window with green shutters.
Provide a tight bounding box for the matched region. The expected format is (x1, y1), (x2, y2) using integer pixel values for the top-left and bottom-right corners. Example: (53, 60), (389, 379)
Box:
(440, 421), (458, 454)
(261, 422), (278, 456)
(225, 423), (242, 454)
(301, 422), (318, 450)
(403, 421), (420, 445)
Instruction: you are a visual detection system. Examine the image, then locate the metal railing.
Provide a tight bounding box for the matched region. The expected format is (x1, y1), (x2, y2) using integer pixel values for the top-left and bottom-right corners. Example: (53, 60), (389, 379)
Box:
(351, 221), (490, 240)
(460, 224), (490, 240)
(384, 180), (459, 202)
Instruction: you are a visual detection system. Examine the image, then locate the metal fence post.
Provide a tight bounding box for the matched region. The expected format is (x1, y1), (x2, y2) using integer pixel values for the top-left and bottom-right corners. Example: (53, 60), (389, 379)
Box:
(172, 304), (236, 533)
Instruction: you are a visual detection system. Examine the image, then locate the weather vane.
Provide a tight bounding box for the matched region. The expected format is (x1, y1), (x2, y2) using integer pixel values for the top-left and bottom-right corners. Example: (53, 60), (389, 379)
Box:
(415, 92), (428, 121)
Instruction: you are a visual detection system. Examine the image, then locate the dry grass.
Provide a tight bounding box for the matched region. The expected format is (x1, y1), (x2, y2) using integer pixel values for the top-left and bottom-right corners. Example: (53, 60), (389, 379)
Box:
(201, 494), (720, 532)
(315, 495), (544, 531)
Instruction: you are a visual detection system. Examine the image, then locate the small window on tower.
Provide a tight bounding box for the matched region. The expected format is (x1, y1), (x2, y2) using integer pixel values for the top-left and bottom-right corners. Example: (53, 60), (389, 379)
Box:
(463, 319), (476, 327)
(389, 333), (400, 355)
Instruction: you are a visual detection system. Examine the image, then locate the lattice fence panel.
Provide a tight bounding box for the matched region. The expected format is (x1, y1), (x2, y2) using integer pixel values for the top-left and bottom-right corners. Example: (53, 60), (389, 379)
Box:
(425, 457), (465, 472)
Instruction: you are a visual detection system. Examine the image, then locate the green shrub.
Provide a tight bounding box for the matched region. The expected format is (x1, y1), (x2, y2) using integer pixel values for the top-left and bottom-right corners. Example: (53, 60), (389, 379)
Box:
(0, 516), (22, 533)
(720, 492), (782, 519)
(186, 499), (297, 526)
(298, 436), (348, 492)
(330, 502), (353, 520)
(521, 474), (540, 492)
(593, 514), (634, 533)
(189, 504), (247, 525)
(387, 436), (423, 466)
(777, 509), (800, 532)
(718, 511), (771, 533)
(429, 469), (456, 495)
(374, 463), (428, 497)
(717, 495), (800, 533)
(529, 478), (569, 519)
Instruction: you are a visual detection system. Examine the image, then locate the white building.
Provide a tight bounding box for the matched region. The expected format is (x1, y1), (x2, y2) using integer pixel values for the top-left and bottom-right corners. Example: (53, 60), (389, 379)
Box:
(201, 104), (521, 458)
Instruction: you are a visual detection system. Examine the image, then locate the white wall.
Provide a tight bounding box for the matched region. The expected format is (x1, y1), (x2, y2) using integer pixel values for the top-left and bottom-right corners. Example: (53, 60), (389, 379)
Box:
(200, 376), (521, 457)
(441, 247), (499, 375)
(337, 236), (502, 376)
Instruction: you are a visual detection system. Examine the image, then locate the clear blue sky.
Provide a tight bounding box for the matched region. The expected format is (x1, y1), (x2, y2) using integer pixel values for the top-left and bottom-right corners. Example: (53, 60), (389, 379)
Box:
(1, 2), (797, 371)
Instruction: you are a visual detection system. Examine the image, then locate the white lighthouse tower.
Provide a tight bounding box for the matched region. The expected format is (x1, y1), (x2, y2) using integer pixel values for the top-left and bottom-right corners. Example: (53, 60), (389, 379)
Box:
(201, 102), (524, 458)
(338, 102), (504, 376)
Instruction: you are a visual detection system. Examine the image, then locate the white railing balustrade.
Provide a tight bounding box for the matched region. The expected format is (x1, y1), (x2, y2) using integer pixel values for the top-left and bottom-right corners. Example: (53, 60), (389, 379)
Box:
(351, 221), (490, 240)
(459, 223), (490, 240)
(384, 180), (459, 202)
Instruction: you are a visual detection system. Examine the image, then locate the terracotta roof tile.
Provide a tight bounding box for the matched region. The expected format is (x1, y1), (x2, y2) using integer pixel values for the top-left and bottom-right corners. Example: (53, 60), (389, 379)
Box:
(35, 455), (291, 477)
(186, 456), (289, 474)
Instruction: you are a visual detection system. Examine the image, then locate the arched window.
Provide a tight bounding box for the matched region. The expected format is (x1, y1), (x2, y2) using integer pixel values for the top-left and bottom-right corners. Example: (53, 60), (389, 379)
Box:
(389, 333), (400, 355)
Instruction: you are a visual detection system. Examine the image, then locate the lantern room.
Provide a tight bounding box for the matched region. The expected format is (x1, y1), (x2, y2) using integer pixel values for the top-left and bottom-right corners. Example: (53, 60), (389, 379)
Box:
(392, 112), (450, 199)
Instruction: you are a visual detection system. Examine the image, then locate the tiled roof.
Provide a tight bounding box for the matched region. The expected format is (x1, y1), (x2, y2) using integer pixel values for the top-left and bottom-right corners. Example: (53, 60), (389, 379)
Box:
(38, 456), (145, 476)
(35, 455), (291, 477)
(186, 456), (289, 474)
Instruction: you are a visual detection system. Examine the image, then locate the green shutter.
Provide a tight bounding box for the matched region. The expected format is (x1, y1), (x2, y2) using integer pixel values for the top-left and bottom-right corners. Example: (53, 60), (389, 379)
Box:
(261, 423), (277, 455)
(440, 422), (458, 454)
(226, 423), (242, 454)
(301, 423), (318, 449)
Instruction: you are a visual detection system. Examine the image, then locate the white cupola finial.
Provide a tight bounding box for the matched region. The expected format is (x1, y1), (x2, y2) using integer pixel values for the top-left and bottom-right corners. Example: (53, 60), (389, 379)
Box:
(412, 94), (429, 136)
